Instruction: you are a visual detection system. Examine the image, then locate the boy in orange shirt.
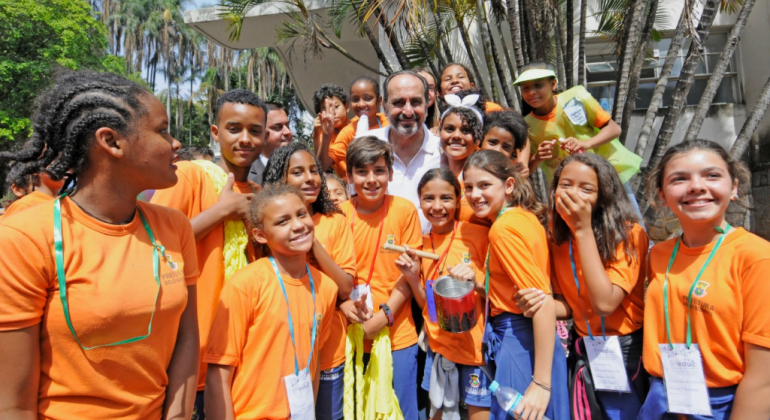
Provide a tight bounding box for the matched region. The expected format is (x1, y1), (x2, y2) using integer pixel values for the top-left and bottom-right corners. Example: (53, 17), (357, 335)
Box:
(339, 136), (423, 420)
(204, 184), (338, 420)
(312, 83), (349, 173)
(150, 89), (265, 418)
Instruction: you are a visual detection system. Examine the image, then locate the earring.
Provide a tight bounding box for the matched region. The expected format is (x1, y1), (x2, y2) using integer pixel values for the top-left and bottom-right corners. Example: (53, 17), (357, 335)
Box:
(731, 194), (739, 201)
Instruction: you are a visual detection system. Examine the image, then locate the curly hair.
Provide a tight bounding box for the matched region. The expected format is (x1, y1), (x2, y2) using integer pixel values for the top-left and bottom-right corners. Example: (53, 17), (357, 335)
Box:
(483, 110), (529, 154)
(464, 149), (547, 224)
(215, 89), (267, 122)
(5, 161), (36, 195)
(248, 183), (306, 230)
(262, 142), (342, 216)
(0, 70), (150, 182)
(550, 154), (640, 265)
(312, 83), (348, 114)
(440, 107), (484, 146)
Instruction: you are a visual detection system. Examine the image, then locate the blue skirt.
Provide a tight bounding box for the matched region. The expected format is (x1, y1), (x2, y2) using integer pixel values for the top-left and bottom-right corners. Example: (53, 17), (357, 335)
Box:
(484, 313), (570, 420)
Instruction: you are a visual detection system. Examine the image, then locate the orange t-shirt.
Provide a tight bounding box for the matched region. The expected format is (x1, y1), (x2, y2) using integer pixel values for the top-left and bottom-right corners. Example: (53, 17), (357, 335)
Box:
(0, 198), (199, 419)
(643, 228), (770, 387)
(485, 101), (504, 113)
(311, 211), (357, 370)
(487, 207), (550, 317)
(550, 224), (648, 337)
(204, 258), (338, 419)
(340, 195), (422, 351)
(2, 190), (53, 219)
(328, 113), (389, 177)
(421, 222), (488, 365)
(150, 160), (258, 389)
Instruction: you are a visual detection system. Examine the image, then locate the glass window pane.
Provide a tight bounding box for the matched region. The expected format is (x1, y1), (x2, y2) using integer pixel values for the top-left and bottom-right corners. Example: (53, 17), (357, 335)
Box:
(587, 62), (615, 72)
(671, 57), (684, 77)
(713, 77), (735, 104)
(687, 79), (708, 105)
(705, 33), (726, 53)
(634, 82), (656, 109)
(696, 57), (708, 75)
(587, 85), (615, 112)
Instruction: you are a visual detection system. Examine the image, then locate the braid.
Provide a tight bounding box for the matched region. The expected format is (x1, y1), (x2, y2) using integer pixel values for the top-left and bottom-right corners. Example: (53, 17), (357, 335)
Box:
(0, 70), (149, 183)
(263, 143), (343, 216)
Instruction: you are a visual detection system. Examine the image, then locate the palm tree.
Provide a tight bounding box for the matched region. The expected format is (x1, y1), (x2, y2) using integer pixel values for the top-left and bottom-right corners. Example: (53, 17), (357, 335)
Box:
(612, 0), (647, 125)
(684, 0), (757, 142)
(639, 0), (720, 212)
(577, 0), (587, 85)
(730, 76), (770, 160)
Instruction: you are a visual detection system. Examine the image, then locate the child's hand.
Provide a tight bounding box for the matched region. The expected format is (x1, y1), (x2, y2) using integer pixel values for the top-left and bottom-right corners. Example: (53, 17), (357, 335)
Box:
(394, 244), (420, 283)
(555, 189), (593, 233)
(562, 137), (588, 154)
(515, 382), (551, 420)
(514, 288), (546, 318)
(340, 296), (373, 324)
(446, 263), (475, 283)
(535, 140), (557, 162)
(313, 115), (321, 129)
(319, 98), (335, 138)
(214, 173), (254, 221)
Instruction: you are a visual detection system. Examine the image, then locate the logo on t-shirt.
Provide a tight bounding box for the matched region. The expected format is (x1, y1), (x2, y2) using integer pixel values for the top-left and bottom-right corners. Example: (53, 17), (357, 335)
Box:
(462, 253), (471, 264)
(165, 255), (178, 271)
(469, 374), (480, 388)
(386, 234), (396, 245)
(693, 281), (710, 298)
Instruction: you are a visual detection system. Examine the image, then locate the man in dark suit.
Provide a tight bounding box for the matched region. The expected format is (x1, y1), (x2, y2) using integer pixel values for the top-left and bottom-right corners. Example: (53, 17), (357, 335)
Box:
(248, 102), (293, 184)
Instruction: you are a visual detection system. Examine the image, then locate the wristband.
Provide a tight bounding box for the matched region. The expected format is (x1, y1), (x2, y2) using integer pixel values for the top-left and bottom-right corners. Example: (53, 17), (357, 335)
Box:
(531, 376), (552, 392)
(379, 303), (394, 327)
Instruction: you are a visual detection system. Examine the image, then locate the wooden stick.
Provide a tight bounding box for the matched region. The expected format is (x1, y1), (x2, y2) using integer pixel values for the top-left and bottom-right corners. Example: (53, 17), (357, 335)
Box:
(383, 243), (440, 260)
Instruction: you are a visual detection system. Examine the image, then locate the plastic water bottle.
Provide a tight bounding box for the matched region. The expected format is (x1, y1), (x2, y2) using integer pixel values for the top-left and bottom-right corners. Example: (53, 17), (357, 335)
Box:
(488, 380), (550, 420)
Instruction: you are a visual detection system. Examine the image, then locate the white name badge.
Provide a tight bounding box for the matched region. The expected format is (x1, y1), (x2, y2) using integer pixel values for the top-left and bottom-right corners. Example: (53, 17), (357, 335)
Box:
(659, 344), (712, 416)
(584, 336), (631, 392)
(350, 284), (374, 311)
(564, 98), (588, 126)
(284, 368), (315, 420)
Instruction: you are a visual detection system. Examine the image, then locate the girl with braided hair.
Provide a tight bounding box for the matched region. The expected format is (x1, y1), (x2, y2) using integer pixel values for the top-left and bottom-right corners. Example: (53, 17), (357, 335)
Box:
(0, 70), (199, 419)
(263, 142), (359, 420)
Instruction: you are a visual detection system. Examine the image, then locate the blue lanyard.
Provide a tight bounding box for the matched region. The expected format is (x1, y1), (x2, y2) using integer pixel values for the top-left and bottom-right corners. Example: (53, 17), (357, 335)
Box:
(569, 239), (605, 340)
(269, 257), (317, 375)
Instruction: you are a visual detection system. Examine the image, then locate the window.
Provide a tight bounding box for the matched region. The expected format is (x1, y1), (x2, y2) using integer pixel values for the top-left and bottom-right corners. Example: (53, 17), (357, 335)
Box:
(585, 33), (740, 111)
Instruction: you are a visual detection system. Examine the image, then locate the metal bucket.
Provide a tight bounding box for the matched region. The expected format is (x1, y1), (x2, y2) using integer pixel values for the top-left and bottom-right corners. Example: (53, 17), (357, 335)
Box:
(433, 275), (478, 333)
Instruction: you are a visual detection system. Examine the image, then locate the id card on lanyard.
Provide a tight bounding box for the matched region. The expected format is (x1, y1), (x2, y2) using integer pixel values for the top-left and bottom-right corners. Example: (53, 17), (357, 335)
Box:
(349, 196), (388, 311)
(269, 257), (317, 420)
(569, 240), (631, 393)
(659, 224), (730, 416)
(426, 221), (459, 323)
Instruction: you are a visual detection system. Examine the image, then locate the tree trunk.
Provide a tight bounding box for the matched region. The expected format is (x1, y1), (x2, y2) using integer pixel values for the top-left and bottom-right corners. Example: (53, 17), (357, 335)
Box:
(613, 0), (647, 125)
(487, 20), (513, 106)
(684, 0), (756, 142)
(730, 76), (770, 160)
(553, 0), (567, 91)
(448, 0), (490, 97)
(362, 21), (395, 74)
(578, 0), (587, 85)
(377, 9), (410, 70)
(566, 0), (574, 87)
(633, 8), (688, 158)
(620, 0), (659, 145)
(507, 0), (525, 70)
(432, 9), (449, 69)
(640, 0), (719, 212)
(520, 0), (532, 63)
(476, 0), (500, 103)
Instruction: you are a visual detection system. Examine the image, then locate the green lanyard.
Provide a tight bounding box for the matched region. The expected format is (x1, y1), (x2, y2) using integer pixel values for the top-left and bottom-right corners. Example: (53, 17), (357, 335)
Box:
(569, 239), (606, 340)
(54, 195), (166, 350)
(662, 223), (730, 350)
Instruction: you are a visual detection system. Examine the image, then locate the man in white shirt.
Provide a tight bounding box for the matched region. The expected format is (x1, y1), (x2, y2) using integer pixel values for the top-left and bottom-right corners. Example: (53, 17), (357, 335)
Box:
(362, 70), (441, 232)
(248, 102), (293, 184)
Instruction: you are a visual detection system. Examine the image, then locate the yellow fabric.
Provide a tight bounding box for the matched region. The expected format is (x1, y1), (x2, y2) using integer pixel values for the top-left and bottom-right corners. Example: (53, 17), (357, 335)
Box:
(344, 324), (403, 420)
(192, 160), (249, 281)
(524, 85), (643, 184)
